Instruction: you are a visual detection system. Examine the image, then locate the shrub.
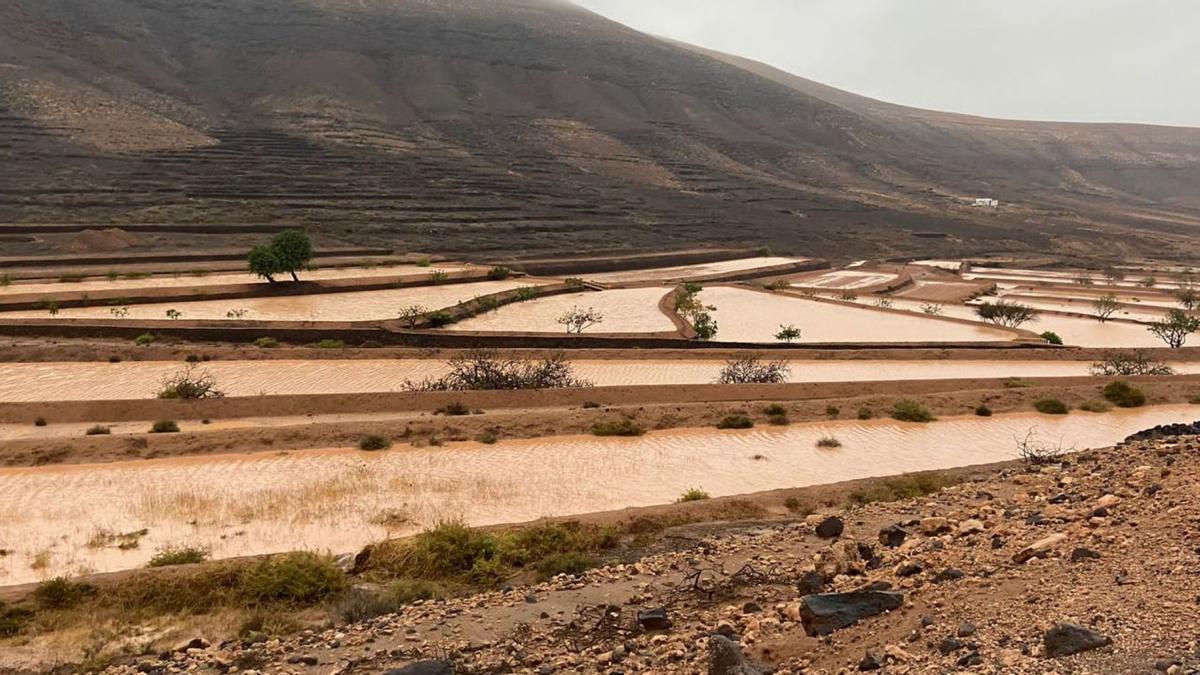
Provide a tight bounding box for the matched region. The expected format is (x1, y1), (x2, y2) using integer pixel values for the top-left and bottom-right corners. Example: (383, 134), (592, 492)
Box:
(716, 414), (753, 429)
(405, 351), (592, 391)
(591, 419), (646, 437)
(1016, 429), (1071, 466)
(815, 436), (842, 448)
(487, 266), (511, 280)
(556, 306), (604, 334)
(254, 337), (280, 349)
(1033, 398), (1069, 415)
(1078, 400), (1112, 413)
(0, 602), (33, 638)
(767, 413), (790, 426)
(536, 553), (598, 580)
(1103, 381), (1146, 408)
(426, 311), (454, 328)
(677, 488), (711, 503)
(32, 577), (94, 609)
(974, 300), (1039, 328)
(564, 277), (586, 288)
(857, 407), (873, 420)
(891, 399), (935, 423)
(387, 578), (444, 605)
(763, 403), (787, 416)
(1190, 395), (1200, 405)
(436, 402), (470, 416)
(1040, 331), (1064, 345)
(774, 324), (802, 343)
(975, 405), (993, 417)
(476, 430), (499, 445)
(825, 405), (840, 418)
(157, 365), (225, 400)
(848, 472), (959, 504)
(359, 435), (392, 451)
(582, 401), (602, 409)
(148, 545), (210, 567)
(85, 425), (111, 436)
(1090, 350), (1175, 376)
(34, 417), (47, 427)
(416, 257), (432, 268)
(715, 356), (791, 384)
(151, 420), (180, 434)
(1148, 309), (1200, 348)
(311, 339), (345, 349)
(134, 333), (156, 346)
(237, 552), (347, 607)
(108, 355), (122, 363)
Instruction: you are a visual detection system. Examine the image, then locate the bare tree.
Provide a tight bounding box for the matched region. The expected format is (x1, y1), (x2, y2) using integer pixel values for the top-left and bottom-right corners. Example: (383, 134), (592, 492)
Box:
(715, 355), (791, 384)
(403, 350), (592, 391)
(974, 300), (1039, 328)
(1089, 350), (1175, 376)
(398, 304), (429, 329)
(556, 306), (604, 334)
(1092, 294), (1120, 322)
(1176, 288), (1199, 311)
(157, 364), (225, 400)
(1015, 428), (1073, 466)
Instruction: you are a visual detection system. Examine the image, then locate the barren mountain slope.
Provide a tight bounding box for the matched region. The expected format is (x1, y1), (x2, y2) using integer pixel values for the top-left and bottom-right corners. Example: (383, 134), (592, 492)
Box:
(0, 0), (1198, 260)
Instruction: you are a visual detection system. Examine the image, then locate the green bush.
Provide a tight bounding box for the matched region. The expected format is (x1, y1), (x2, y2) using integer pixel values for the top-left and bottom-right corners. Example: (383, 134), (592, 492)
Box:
(359, 435), (392, 451)
(1033, 398), (1069, 415)
(134, 333), (156, 346)
(1103, 381), (1146, 408)
(254, 337), (280, 349)
(716, 414), (753, 429)
(975, 405), (993, 417)
(815, 436), (842, 448)
(151, 420), (180, 434)
(763, 403), (787, 416)
(848, 472), (959, 505)
(85, 425), (111, 436)
(237, 552), (348, 607)
(767, 413), (790, 426)
(535, 552), (598, 580)
(427, 311), (454, 328)
(476, 430), (499, 445)
(1079, 400), (1112, 413)
(0, 602), (33, 637)
(32, 577), (94, 609)
(1040, 331), (1064, 345)
(487, 266), (512, 280)
(311, 339), (345, 350)
(891, 399), (935, 423)
(591, 419), (646, 436)
(148, 545), (210, 567)
(857, 407), (873, 420)
(677, 488), (711, 503)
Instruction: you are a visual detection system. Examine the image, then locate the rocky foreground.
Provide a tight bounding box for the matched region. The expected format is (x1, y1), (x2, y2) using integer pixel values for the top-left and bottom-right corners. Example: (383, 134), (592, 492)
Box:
(106, 430), (1200, 675)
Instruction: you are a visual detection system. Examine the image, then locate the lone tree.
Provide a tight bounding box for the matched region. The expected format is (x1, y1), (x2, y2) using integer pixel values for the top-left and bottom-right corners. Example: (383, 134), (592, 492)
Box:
(556, 306), (604, 334)
(398, 304), (428, 329)
(775, 324), (802, 343)
(1092, 294), (1120, 322)
(1176, 288), (1199, 310)
(974, 300), (1039, 328)
(715, 355), (791, 384)
(1147, 309), (1200, 348)
(674, 283), (719, 341)
(248, 229), (313, 282)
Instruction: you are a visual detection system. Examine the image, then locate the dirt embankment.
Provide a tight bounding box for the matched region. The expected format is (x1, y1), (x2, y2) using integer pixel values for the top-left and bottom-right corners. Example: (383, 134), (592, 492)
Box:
(3, 376), (1197, 467)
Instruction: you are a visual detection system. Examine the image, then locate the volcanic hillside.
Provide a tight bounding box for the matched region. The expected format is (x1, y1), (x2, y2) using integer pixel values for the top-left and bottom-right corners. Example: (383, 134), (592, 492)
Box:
(2, 0), (1199, 260)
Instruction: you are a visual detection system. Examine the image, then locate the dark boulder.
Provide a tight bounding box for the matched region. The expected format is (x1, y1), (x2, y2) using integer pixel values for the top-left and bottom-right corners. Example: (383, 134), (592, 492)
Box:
(857, 650), (883, 671)
(385, 661), (455, 675)
(878, 524), (907, 548)
(797, 570), (828, 595)
(637, 607), (672, 631)
(708, 634), (763, 675)
(1070, 547), (1102, 562)
(815, 516), (845, 539)
(799, 591), (904, 636)
(1044, 623), (1111, 657)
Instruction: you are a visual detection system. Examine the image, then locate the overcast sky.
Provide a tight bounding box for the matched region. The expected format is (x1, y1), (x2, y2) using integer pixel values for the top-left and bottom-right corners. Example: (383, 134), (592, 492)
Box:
(573, 0), (1199, 128)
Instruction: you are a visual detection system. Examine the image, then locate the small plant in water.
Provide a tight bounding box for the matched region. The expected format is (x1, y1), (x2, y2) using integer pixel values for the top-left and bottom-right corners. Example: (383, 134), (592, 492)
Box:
(891, 399), (935, 423)
(147, 545), (210, 567)
(1033, 398), (1069, 415)
(816, 436), (842, 448)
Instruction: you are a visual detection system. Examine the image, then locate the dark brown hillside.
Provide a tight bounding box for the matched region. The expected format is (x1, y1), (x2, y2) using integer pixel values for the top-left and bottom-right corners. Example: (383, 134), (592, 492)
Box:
(0, 0), (1197, 261)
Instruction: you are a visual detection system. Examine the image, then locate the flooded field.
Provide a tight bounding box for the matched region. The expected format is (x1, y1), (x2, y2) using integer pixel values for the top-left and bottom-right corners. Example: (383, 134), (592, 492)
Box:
(448, 287), (677, 333)
(792, 270), (899, 290)
(581, 257), (806, 284)
(0, 279), (549, 322)
(1, 405), (1193, 585)
(985, 295), (1170, 322)
(0, 264), (478, 298)
(4, 358), (1192, 404)
(964, 267), (1188, 290)
(863, 297), (1168, 348)
(701, 287), (1017, 343)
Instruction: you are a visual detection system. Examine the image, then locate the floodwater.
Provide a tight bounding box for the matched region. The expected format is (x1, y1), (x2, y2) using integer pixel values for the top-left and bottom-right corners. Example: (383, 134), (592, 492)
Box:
(861, 297), (1168, 348)
(911, 260), (965, 271)
(1001, 287), (1184, 310)
(0, 264), (477, 297)
(0, 279), (550, 322)
(5, 358), (1195, 404)
(987, 295), (1171, 322)
(1, 405), (1194, 585)
(581, 257), (806, 284)
(701, 287), (1017, 343)
(964, 268), (1187, 291)
(447, 287), (678, 334)
(792, 270), (899, 290)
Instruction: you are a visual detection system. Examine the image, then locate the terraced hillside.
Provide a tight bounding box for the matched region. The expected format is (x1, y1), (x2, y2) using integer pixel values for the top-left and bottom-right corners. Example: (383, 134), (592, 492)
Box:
(1, 0), (1199, 260)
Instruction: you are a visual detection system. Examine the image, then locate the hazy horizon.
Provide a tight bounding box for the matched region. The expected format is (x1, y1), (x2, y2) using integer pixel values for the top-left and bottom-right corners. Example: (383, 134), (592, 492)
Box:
(574, 0), (1200, 128)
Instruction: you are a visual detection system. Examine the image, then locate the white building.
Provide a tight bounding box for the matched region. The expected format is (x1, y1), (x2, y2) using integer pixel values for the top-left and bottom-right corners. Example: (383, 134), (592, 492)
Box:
(972, 198), (1000, 208)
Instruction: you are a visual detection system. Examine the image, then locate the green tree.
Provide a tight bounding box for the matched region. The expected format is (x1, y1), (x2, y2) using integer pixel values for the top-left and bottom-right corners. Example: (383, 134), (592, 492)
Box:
(1148, 309), (1200, 348)
(270, 230), (314, 281)
(248, 245), (283, 283)
(775, 324), (802, 343)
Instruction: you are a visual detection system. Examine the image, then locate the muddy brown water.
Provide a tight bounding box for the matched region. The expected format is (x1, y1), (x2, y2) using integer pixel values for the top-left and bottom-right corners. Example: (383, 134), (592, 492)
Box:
(701, 287), (1017, 343)
(0, 279), (550, 322)
(5, 359), (1197, 404)
(580, 256), (806, 284)
(447, 287), (678, 333)
(0, 406), (1194, 585)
